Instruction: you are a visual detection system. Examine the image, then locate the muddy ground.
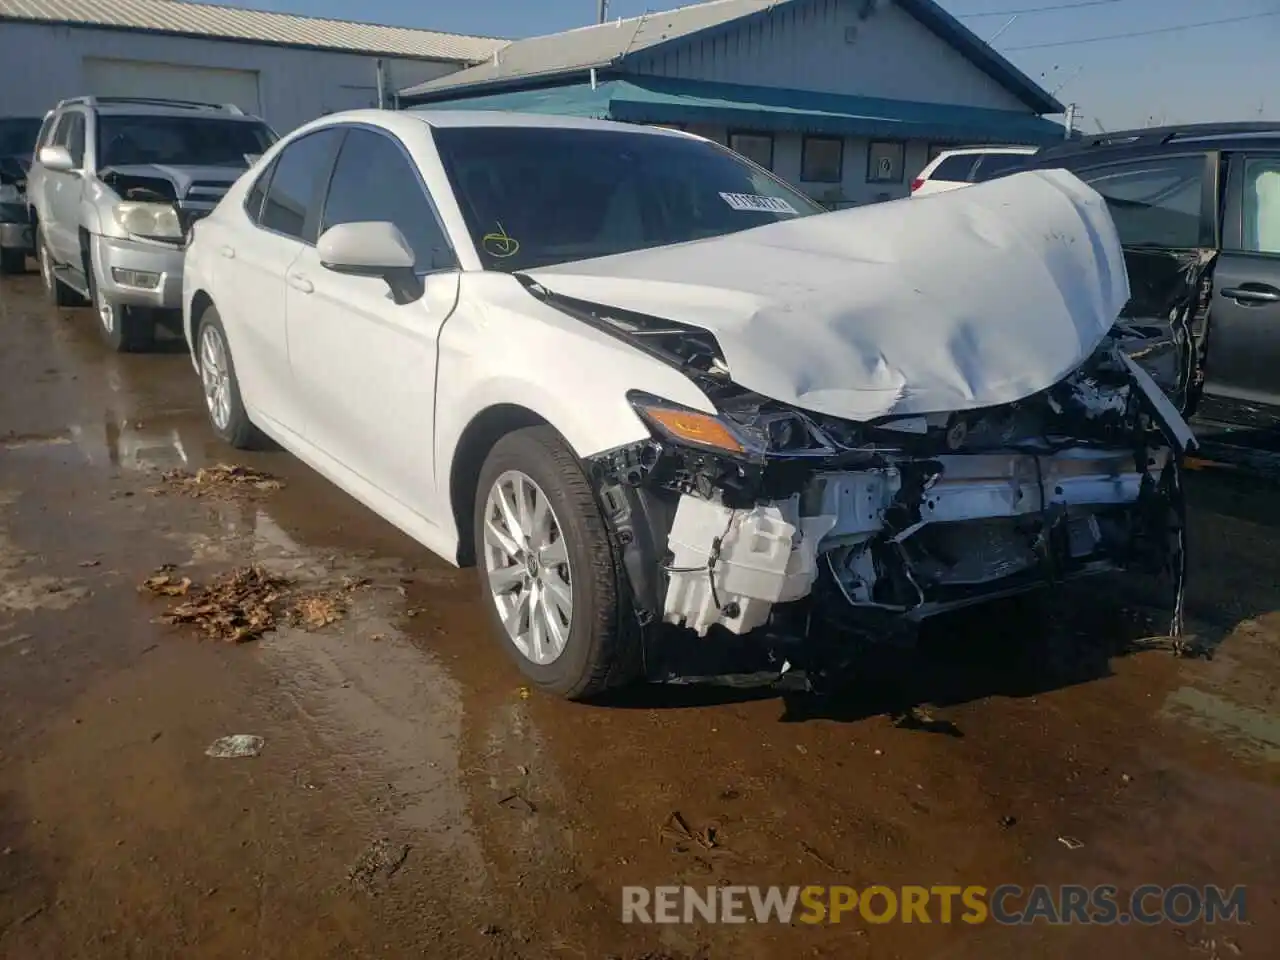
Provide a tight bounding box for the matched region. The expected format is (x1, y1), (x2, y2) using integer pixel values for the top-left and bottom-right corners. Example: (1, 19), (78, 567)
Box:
(1, 269), (1277, 960)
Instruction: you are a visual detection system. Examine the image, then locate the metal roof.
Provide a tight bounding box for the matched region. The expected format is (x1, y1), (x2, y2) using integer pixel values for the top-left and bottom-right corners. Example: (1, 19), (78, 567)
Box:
(401, 0), (781, 96)
(401, 0), (1061, 115)
(0, 0), (507, 62)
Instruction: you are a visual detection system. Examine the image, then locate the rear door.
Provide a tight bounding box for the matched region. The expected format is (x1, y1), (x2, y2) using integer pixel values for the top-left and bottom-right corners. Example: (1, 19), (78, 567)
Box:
(1204, 150), (1280, 420)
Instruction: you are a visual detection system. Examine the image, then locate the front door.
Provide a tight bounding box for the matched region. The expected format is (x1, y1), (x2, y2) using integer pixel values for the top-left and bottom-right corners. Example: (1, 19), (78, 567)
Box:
(215, 127), (343, 437)
(1204, 150), (1280, 423)
(285, 125), (460, 521)
(45, 110), (86, 265)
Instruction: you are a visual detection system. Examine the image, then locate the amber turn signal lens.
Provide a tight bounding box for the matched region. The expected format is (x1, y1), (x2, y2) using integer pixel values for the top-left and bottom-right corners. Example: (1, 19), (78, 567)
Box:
(640, 406), (745, 453)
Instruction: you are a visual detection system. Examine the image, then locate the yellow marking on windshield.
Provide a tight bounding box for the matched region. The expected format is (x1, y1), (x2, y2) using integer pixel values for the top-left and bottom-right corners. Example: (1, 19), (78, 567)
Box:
(482, 221), (520, 259)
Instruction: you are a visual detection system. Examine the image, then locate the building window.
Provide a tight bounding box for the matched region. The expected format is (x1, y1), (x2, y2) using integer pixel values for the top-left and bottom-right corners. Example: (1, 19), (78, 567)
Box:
(729, 130), (774, 170)
(867, 140), (905, 183)
(801, 136), (844, 183)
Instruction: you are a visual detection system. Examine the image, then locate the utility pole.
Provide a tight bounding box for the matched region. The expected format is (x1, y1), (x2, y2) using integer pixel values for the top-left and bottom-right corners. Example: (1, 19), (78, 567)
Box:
(375, 58), (387, 109)
(1063, 102), (1078, 139)
(597, 0), (609, 23)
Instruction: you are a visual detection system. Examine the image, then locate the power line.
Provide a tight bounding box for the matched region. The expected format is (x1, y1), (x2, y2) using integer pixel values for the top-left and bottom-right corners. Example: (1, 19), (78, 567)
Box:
(1004, 11), (1280, 50)
(958, 0), (1128, 18)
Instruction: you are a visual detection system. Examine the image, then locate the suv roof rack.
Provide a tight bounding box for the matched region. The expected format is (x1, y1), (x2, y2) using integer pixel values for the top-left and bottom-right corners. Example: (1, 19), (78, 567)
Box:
(1039, 121), (1280, 158)
(54, 96), (244, 115)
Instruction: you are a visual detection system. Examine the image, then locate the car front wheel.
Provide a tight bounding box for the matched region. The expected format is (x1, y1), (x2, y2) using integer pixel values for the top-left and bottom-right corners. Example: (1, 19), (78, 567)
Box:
(474, 426), (639, 700)
(197, 308), (266, 449)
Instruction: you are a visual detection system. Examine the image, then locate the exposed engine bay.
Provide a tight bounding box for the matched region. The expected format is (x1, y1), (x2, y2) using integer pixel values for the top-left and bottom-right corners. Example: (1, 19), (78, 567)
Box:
(543, 283), (1193, 686)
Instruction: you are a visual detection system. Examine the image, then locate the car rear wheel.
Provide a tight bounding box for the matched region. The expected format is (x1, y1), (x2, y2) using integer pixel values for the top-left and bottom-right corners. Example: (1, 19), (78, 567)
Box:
(38, 231), (84, 307)
(197, 308), (267, 450)
(474, 426), (639, 700)
(89, 259), (155, 353)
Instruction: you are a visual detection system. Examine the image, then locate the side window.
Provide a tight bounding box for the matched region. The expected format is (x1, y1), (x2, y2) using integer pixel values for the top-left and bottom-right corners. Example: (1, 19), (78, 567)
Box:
(65, 114), (85, 168)
(244, 159), (275, 224)
(1241, 156), (1280, 255)
(35, 114), (55, 152)
(320, 128), (457, 272)
(972, 153), (1029, 180)
(260, 129), (343, 242)
(929, 154), (978, 182)
(1076, 155), (1205, 248)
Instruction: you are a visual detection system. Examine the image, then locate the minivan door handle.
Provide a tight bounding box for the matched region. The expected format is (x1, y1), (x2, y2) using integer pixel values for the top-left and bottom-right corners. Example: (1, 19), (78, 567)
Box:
(287, 271), (314, 294)
(1222, 285), (1280, 304)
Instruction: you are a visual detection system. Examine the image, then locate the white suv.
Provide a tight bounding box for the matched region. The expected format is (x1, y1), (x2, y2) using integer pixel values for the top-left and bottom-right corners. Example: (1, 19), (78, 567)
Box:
(182, 110), (1191, 699)
(911, 146), (1038, 196)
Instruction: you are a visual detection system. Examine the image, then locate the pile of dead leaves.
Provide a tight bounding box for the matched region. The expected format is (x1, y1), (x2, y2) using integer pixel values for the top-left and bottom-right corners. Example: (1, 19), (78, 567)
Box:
(151, 463), (282, 499)
(140, 564), (368, 643)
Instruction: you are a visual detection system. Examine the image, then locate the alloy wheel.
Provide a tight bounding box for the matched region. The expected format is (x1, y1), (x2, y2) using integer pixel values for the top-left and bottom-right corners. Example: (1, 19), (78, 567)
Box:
(199, 324), (232, 431)
(482, 470), (574, 665)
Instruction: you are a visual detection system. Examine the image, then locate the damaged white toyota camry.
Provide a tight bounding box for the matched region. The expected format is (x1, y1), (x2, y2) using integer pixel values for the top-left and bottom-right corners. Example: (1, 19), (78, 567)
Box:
(183, 110), (1195, 699)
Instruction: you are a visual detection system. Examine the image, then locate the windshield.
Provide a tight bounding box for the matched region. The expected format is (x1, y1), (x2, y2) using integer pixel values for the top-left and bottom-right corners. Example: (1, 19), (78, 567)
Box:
(0, 118), (41, 157)
(431, 125), (826, 271)
(97, 115), (276, 169)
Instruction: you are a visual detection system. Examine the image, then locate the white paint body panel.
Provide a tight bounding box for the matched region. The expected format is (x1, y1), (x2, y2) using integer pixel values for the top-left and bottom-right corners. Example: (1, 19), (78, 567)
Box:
(184, 111), (1138, 585)
(529, 168), (1129, 422)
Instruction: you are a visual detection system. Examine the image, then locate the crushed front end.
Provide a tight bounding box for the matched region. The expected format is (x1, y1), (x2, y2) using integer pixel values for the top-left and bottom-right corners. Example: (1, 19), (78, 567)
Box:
(587, 336), (1192, 686)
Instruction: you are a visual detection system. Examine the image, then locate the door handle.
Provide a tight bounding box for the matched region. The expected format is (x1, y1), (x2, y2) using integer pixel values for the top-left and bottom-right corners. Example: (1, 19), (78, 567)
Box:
(1222, 285), (1280, 304)
(287, 271), (314, 294)
(219, 245), (235, 259)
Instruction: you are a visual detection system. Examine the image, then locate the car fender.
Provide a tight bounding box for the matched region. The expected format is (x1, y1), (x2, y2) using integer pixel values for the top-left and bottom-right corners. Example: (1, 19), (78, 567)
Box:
(432, 272), (717, 527)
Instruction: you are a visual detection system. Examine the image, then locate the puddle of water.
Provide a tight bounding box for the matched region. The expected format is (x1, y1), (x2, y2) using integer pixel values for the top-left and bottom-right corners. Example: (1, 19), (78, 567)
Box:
(1162, 685), (1280, 761)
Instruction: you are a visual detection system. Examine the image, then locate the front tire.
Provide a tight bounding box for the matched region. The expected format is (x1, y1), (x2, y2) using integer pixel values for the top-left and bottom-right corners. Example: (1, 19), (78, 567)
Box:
(88, 258), (155, 353)
(474, 426), (639, 700)
(196, 308), (267, 449)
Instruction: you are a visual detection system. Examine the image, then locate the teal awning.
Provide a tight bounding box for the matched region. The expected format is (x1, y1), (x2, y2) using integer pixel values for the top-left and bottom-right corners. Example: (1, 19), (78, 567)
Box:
(410, 75), (1064, 145)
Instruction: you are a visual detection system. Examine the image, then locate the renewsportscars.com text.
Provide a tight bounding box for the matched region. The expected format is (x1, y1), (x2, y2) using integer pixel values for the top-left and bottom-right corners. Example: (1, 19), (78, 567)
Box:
(621, 884), (1248, 926)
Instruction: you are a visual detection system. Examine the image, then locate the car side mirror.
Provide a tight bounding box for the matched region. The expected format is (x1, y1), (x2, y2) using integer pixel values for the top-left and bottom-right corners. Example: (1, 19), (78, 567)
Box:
(38, 145), (75, 173)
(317, 221), (423, 305)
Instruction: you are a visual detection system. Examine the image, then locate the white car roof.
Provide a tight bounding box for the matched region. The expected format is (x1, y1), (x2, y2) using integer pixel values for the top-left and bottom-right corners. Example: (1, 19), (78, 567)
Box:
(931, 145), (1039, 158)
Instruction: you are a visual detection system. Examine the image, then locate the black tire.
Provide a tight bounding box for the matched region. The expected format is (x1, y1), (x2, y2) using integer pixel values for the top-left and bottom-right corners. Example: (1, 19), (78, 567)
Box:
(88, 258), (155, 353)
(38, 231), (84, 307)
(0, 248), (25, 275)
(473, 426), (640, 700)
(196, 308), (268, 450)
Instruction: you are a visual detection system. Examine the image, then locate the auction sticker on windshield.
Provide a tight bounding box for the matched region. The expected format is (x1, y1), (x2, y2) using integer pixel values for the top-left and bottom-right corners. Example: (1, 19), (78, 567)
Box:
(719, 192), (799, 214)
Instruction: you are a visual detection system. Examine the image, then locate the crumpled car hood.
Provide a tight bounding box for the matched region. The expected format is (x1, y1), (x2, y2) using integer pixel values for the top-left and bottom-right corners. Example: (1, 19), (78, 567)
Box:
(99, 164), (245, 195)
(526, 168), (1129, 422)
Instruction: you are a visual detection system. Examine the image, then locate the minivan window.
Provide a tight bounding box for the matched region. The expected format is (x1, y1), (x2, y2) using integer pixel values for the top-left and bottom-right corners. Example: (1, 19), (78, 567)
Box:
(973, 153), (1030, 179)
(431, 125), (826, 272)
(97, 115), (275, 169)
(929, 154), (977, 182)
(1242, 157), (1280, 255)
(320, 128), (456, 271)
(1077, 155), (1205, 248)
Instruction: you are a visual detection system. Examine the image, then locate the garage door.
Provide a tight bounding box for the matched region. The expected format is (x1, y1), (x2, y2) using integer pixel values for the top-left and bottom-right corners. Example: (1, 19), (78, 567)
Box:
(83, 58), (261, 116)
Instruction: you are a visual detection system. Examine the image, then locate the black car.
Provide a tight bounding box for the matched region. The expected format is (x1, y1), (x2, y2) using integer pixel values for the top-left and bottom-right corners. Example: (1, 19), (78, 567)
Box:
(975, 122), (1280, 449)
(0, 116), (43, 274)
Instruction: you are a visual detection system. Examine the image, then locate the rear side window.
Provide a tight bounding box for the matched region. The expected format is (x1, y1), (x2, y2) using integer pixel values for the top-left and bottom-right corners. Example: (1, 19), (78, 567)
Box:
(259, 129), (343, 242)
(319, 128), (456, 272)
(928, 154), (978, 182)
(973, 153), (1030, 179)
(1076, 155), (1205, 248)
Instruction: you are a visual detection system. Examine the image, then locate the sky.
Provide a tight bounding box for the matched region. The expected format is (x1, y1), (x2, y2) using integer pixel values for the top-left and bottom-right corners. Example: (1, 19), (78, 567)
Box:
(226, 0), (1280, 129)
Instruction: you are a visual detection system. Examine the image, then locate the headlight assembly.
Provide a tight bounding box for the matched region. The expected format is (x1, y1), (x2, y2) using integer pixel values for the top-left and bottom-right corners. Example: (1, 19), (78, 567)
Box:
(113, 201), (182, 239)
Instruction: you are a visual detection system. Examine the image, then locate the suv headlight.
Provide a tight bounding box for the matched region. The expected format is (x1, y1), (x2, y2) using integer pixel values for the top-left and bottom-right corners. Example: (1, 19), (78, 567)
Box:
(113, 201), (182, 239)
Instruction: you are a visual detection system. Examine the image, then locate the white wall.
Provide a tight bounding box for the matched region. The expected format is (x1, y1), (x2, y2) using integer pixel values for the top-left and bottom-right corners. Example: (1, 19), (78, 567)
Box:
(687, 123), (932, 205)
(631, 0), (1031, 113)
(0, 22), (467, 132)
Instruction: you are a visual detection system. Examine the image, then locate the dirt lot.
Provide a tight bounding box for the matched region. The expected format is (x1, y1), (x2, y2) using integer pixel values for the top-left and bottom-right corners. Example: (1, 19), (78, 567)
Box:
(1, 270), (1277, 959)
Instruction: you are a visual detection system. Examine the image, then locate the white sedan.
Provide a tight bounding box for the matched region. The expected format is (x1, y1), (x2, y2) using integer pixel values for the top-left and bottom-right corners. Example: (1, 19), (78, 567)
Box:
(183, 109), (1194, 699)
